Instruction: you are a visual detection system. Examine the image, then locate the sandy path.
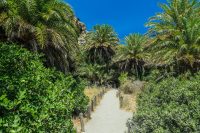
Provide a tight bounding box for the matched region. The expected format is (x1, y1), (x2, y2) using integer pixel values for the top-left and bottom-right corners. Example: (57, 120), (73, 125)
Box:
(85, 89), (132, 133)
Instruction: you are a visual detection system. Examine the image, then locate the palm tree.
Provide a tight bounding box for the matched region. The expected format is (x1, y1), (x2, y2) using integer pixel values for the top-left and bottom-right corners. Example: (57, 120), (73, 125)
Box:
(146, 0), (200, 74)
(114, 34), (149, 80)
(85, 24), (119, 64)
(76, 25), (118, 85)
(0, 0), (82, 73)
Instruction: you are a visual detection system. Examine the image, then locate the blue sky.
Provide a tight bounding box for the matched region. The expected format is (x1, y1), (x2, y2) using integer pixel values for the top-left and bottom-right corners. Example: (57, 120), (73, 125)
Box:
(65, 0), (166, 39)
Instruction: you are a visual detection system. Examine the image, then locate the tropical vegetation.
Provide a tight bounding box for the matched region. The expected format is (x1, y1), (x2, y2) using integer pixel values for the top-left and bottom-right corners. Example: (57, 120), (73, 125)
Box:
(114, 34), (149, 80)
(128, 0), (200, 132)
(0, 0), (83, 73)
(0, 0), (200, 132)
(77, 24), (119, 85)
(146, 0), (200, 75)
(0, 42), (88, 132)
(130, 74), (200, 132)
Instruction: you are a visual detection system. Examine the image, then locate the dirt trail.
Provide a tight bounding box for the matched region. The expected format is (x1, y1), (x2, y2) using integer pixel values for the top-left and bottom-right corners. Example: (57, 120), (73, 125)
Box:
(85, 89), (132, 133)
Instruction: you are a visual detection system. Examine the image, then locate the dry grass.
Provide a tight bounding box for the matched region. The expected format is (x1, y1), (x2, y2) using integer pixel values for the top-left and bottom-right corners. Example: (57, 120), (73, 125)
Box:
(121, 91), (139, 112)
(84, 86), (102, 102)
(72, 118), (81, 132)
(73, 86), (105, 132)
(120, 81), (145, 112)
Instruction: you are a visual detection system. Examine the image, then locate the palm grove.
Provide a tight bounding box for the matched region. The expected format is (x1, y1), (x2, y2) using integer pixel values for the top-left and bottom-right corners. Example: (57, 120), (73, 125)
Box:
(0, 0), (200, 132)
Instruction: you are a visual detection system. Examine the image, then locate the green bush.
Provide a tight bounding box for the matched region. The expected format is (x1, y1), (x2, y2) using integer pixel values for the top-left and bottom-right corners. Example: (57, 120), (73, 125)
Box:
(0, 42), (88, 132)
(130, 75), (200, 133)
(119, 73), (143, 94)
(120, 80), (141, 94)
(143, 69), (160, 81)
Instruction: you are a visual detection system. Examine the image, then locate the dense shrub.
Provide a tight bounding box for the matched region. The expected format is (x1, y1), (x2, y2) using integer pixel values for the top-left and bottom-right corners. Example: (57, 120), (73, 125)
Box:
(0, 42), (88, 132)
(120, 80), (142, 94)
(119, 73), (134, 94)
(119, 73), (143, 94)
(120, 80), (134, 94)
(130, 75), (200, 133)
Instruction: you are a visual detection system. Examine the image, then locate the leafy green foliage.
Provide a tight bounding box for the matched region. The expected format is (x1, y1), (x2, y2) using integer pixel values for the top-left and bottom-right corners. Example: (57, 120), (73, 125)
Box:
(85, 24), (119, 64)
(130, 74), (200, 132)
(114, 34), (149, 80)
(0, 0), (82, 73)
(76, 25), (119, 86)
(146, 0), (200, 70)
(118, 72), (129, 84)
(0, 42), (88, 132)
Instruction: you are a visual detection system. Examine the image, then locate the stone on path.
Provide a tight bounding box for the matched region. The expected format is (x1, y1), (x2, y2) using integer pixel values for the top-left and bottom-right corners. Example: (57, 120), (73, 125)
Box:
(85, 89), (132, 133)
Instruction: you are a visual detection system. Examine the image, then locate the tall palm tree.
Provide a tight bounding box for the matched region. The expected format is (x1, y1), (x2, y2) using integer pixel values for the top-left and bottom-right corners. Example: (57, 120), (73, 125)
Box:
(114, 34), (149, 79)
(146, 0), (200, 74)
(85, 24), (119, 64)
(0, 0), (82, 73)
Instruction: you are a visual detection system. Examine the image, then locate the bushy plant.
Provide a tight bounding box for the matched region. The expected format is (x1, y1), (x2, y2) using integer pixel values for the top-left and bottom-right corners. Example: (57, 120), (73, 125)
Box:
(119, 73), (142, 94)
(118, 72), (128, 84)
(0, 0), (81, 73)
(130, 74), (200, 133)
(0, 42), (88, 132)
(143, 69), (160, 81)
(120, 80), (135, 94)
